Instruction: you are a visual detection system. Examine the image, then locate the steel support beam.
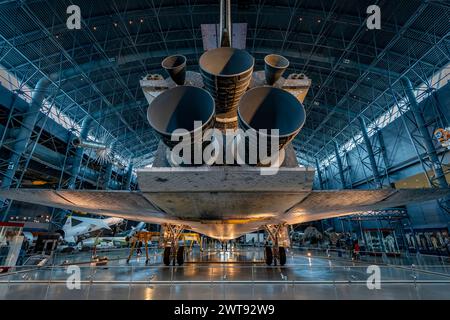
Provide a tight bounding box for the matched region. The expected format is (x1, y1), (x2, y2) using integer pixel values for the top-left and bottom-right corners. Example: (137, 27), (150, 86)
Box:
(401, 77), (448, 188)
(0, 78), (50, 189)
(358, 117), (382, 188)
(376, 129), (392, 186)
(376, 129), (389, 169)
(68, 118), (92, 189)
(333, 140), (346, 189)
(104, 162), (113, 190)
(344, 151), (353, 188)
(315, 158), (324, 190)
(124, 163), (134, 190)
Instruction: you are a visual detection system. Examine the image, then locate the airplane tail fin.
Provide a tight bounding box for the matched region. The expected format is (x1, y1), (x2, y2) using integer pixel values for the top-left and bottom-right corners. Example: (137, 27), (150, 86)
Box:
(72, 216), (111, 230)
(63, 215), (72, 231)
(128, 222), (146, 236)
(132, 222), (145, 231)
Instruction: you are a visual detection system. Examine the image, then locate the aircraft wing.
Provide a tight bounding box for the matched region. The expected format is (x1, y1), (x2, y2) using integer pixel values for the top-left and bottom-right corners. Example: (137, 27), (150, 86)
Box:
(284, 188), (450, 224)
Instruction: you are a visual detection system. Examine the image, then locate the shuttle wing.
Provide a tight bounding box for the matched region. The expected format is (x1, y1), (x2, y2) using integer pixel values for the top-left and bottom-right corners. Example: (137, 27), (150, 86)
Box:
(0, 189), (171, 225)
(0, 188), (448, 233)
(284, 188), (450, 224)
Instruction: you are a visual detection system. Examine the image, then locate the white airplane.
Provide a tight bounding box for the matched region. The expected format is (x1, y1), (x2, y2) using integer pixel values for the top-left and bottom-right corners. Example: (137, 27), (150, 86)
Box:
(79, 237), (120, 249)
(80, 222), (147, 248)
(116, 222), (147, 237)
(59, 216), (124, 244)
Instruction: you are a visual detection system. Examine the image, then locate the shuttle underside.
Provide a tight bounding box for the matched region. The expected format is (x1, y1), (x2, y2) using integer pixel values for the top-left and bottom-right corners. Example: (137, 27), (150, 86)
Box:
(1, 164), (448, 241)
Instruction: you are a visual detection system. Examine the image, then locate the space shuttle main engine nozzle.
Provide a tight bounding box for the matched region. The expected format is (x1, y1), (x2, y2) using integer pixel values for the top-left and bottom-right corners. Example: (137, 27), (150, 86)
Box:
(264, 54), (289, 86)
(238, 87), (306, 153)
(147, 86), (215, 150)
(199, 47), (254, 127)
(161, 55), (187, 85)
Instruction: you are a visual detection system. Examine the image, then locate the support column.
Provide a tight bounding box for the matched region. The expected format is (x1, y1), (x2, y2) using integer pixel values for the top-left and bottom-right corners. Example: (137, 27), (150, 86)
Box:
(376, 129), (389, 169)
(124, 163), (134, 190)
(1, 78), (51, 189)
(68, 118), (92, 189)
(401, 77), (448, 188)
(333, 140), (346, 189)
(315, 158), (324, 190)
(344, 151), (353, 188)
(376, 129), (392, 185)
(358, 117), (382, 188)
(325, 166), (330, 189)
(103, 162), (113, 190)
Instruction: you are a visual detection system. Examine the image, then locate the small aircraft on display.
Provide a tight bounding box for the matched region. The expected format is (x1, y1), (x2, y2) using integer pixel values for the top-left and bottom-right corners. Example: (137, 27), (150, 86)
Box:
(58, 215), (124, 244)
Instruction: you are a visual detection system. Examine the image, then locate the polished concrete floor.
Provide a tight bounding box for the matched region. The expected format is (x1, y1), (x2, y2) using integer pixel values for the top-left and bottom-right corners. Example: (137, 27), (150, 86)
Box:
(1, 247), (449, 300)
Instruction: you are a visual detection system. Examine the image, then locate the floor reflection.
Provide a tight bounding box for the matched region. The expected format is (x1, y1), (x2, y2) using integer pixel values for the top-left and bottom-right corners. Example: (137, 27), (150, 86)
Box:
(1, 247), (449, 300)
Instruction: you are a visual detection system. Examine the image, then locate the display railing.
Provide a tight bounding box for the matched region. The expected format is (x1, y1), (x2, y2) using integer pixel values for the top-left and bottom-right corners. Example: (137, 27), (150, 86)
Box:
(291, 246), (450, 274)
(1, 246), (450, 299)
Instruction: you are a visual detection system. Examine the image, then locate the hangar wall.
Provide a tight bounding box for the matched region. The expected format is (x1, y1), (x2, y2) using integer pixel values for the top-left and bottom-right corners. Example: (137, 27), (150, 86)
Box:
(315, 83), (450, 231)
(0, 84), (137, 223)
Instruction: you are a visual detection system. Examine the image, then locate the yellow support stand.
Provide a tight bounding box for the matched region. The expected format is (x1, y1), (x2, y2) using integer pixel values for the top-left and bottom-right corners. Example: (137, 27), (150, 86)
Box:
(126, 231), (203, 265)
(126, 231), (160, 264)
(181, 233), (203, 252)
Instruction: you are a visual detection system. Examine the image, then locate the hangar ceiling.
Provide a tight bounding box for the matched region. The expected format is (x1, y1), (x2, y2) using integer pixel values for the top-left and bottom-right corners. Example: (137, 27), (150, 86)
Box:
(0, 0), (449, 167)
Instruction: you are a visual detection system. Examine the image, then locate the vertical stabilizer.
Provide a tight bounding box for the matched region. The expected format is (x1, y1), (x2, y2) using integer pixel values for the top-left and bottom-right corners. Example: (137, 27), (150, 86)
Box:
(63, 215), (72, 231)
(219, 0), (232, 47)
